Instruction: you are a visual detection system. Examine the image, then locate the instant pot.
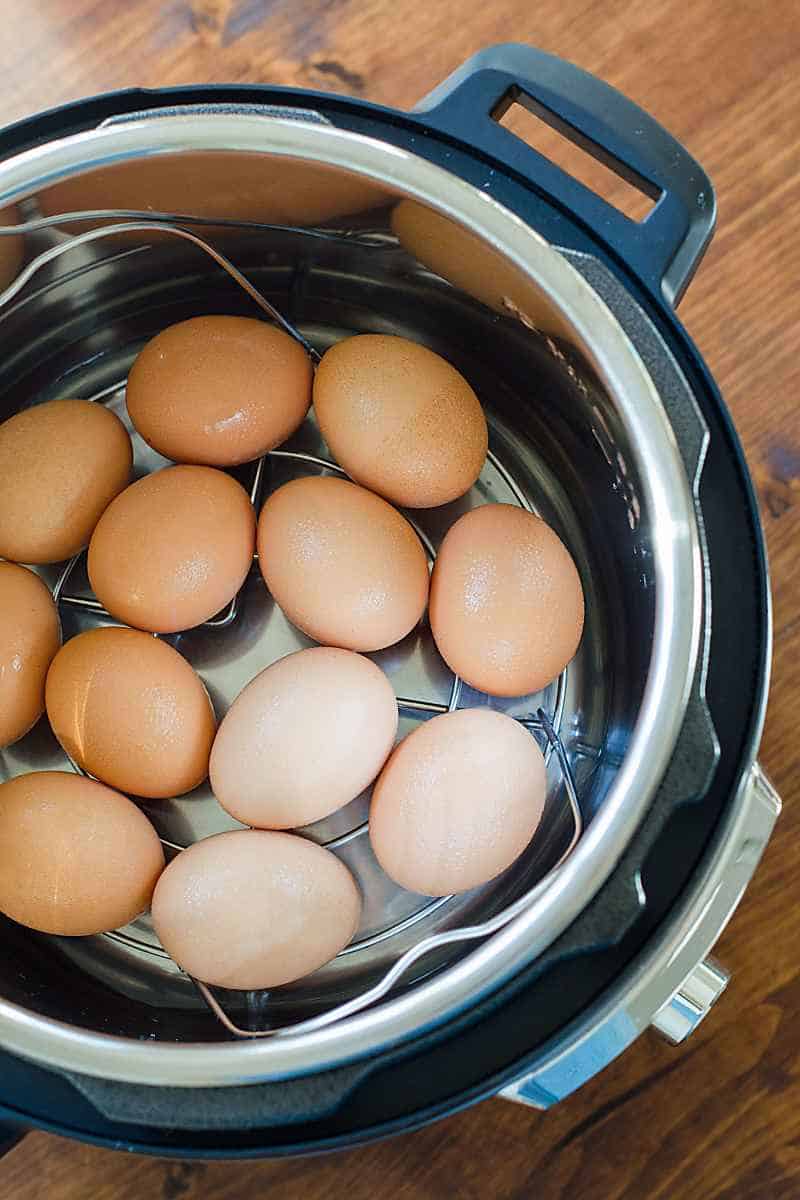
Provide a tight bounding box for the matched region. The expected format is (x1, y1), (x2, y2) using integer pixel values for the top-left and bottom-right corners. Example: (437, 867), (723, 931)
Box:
(0, 43), (779, 1158)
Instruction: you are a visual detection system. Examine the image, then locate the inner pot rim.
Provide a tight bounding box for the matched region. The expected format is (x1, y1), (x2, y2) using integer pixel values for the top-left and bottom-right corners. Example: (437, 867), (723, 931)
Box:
(0, 112), (701, 1085)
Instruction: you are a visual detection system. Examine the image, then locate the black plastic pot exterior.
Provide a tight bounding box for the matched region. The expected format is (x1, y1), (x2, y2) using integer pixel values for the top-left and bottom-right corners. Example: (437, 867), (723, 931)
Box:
(0, 45), (770, 1157)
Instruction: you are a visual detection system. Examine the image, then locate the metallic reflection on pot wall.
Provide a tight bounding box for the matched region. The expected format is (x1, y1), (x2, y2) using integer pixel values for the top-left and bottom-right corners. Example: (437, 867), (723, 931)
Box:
(0, 206), (23, 289)
(392, 198), (572, 338)
(35, 153), (393, 232)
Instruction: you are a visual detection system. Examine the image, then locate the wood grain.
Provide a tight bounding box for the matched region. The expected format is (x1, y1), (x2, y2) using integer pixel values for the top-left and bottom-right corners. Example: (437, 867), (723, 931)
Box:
(1, 2), (799, 1197)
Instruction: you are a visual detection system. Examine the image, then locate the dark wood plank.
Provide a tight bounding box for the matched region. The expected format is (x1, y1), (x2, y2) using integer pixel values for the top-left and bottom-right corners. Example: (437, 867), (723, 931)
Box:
(0, 3), (799, 1198)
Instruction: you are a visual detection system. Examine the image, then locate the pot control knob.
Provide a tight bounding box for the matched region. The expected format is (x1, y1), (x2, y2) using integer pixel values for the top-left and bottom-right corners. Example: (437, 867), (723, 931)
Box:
(649, 957), (729, 1044)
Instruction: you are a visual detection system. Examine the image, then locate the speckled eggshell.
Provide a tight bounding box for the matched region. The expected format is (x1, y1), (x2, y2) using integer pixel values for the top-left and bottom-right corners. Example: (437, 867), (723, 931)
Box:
(313, 334), (488, 508)
(88, 465), (256, 634)
(369, 708), (546, 896)
(0, 563), (61, 748)
(46, 627), (216, 799)
(126, 317), (313, 467)
(0, 399), (133, 564)
(210, 646), (398, 829)
(257, 475), (429, 652)
(0, 771), (165, 935)
(430, 504), (585, 697)
(151, 829), (362, 989)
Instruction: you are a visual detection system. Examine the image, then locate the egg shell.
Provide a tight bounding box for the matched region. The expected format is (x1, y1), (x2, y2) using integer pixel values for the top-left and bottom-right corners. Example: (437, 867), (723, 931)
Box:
(0, 205), (24, 290)
(313, 334), (488, 508)
(46, 627), (216, 799)
(0, 563), (61, 748)
(211, 646), (398, 829)
(88, 465), (256, 634)
(126, 316), (313, 467)
(257, 475), (429, 652)
(0, 771), (165, 935)
(369, 708), (546, 896)
(151, 829), (361, 989)
(0, 399), (133, 564)
(430, 504), (585, 697)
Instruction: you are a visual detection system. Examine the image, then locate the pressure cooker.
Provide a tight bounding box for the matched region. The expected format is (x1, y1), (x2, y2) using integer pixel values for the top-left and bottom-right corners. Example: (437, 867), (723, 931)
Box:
(0, 43), (779, 1157)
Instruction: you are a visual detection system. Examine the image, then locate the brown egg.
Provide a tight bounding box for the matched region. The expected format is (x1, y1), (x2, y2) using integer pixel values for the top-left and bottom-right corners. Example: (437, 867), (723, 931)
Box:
(0, 563), (61, 748)
(151, 829), (361, 989)
(313, 334), (488, 508)
(0, 771), (165, 935)
(370, 708), (546, 895)
(430, 504), (584, 697)
(257, 476), (429, 652)
(211, 647), (398, 829)
(0, 205), (24, 290)
(391, 199), (572, 339)
(126, 317), (313, 467)
(46, 627), (216, 799)
(0, 399), (132, 564)
(88, 465), (255, 633)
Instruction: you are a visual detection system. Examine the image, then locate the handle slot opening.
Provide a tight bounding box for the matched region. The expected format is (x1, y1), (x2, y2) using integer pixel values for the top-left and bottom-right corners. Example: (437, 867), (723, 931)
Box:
(492, 87), (661, 222)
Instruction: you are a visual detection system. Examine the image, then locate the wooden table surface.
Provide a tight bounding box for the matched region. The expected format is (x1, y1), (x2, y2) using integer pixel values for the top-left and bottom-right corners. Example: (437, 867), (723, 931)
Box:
(0, 2), (798, 1197)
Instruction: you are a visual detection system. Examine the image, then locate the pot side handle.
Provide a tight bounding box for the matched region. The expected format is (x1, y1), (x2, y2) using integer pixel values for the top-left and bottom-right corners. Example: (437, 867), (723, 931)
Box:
(0, 1123), (25, 1159)
(414, 43), (715, 307)
(500, 763), (780, 1109)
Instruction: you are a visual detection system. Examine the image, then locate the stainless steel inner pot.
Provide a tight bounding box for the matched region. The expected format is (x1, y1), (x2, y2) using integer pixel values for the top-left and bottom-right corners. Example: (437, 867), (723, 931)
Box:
(0, 115), (700, 1085)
